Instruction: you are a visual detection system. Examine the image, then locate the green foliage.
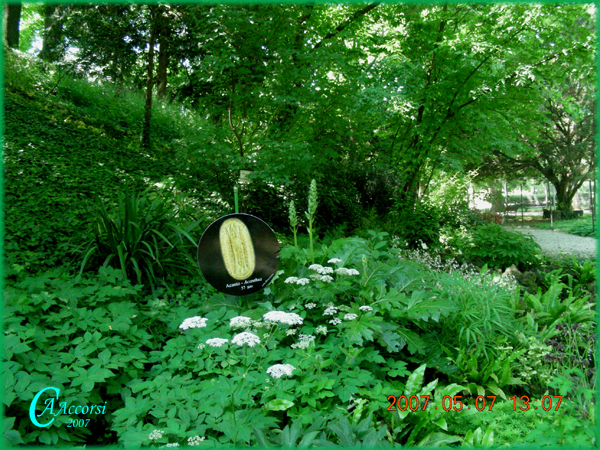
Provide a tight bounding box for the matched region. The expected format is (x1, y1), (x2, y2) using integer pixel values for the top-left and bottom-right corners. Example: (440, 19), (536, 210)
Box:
(567, 219), (596, 237)
(444, 343), (525, 400)
(253, 417), (327, 447)
(390, 202), (442, 249)
(77, 189), (203, 291)
(388, 365), (463, 447)
(462, 427), (494, 447)
(288, 200), (298, 247)
(522, 370), (596, 447)
(4, 12), (596, 445)
(518, 270), (595, 341)
(529, 216), (597, 238)
(447, 399), (549, 447)
(457, 224), (542, 270)
(426, 268), (520, 360)
(3, 49), (52, 95)
(3, 268), (153, 446)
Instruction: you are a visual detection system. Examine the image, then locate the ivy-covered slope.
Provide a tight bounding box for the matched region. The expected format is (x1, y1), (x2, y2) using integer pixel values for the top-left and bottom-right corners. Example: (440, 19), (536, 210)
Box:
(3, 87), (175, 273)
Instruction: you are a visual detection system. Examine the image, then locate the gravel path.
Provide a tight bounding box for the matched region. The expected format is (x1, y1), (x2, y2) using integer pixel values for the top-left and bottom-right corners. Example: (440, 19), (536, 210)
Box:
(505, 226), (597, 260)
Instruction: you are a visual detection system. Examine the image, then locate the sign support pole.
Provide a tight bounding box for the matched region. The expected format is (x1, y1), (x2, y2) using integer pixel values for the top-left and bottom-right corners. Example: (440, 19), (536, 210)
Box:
(234, 186), (239, 214)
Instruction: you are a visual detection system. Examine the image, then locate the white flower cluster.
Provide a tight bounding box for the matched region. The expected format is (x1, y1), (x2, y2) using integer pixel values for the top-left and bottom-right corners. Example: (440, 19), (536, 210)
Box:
(231, 332), (261, 347)
(229, 316), (253, 329)
(305, 302), (317, 309)
(359, 305), (373, 312)
(206, 338), (228, 348)
(286, 329), (297, 336)
(308, 264), (334, 274)
(285, 277), (311, 286)
(149, 430), (164, 441)
(291, 334), (316, 349)
(188, 436), (206, 446)
(315, 325), (328, 335)
(266, 364), (296, 379)
(344, 313), (358, 321)
(323, 306), (338, 316)
(335, 268), (360, 276)
(400, 246), (518, 293)
(162, 444), (180, 448)
(252, 320), (269, 329)
(179, 317), (207, 330)
(263, 311), (304, 326)
(320, 275), (334, 283)
(328, 258), (342, 264)
(329, 318), (342, 325)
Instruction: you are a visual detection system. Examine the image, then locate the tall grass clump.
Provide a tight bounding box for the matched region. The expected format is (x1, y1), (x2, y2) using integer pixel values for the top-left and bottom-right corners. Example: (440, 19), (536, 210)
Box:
(77, 189), (203, 291)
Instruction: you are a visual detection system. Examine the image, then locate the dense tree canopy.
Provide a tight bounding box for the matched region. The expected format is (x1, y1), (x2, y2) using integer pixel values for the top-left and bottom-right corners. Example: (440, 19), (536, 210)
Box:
(10, 2), (597, 217)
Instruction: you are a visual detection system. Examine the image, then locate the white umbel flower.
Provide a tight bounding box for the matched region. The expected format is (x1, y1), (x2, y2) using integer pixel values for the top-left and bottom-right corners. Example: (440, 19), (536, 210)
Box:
(206, 338), (228, 348)
(305, 302), (317, 309)
(263, 311), (304, 325)
(229, 316), (252, 329)
(285, 277), (299, 284)
(319, 266), (334, 274)
(323, 306), (338, 316)
(320, 275), (334, 283)
(188, 436), (206, 446)
(296, 278), (310, 286)
(231, 332), (261, 347)
(359, 305), (373, 312)
(179, 317), (207, 330)
(316, 325), (328, 335)
(335, 267), (350, 275)
(344, 313), (358, 321)
(149, 430), (164, 441)
(347, 269), (360, 276)
(328, 258), (342, 264)
(308, 264), (323, 272)
(291, 334), (316, 349)
(329, 318), (342, 325)
(266, 364), (296, 379)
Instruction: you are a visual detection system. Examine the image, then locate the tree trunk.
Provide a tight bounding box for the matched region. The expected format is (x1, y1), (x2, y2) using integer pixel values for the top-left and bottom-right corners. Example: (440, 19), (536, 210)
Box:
(553, 177), (584, 219)
(142, 8), (156, 151)
(4, 3), (22, 49)
(156, 18), (169, 99)
(39, 5), (63, 62)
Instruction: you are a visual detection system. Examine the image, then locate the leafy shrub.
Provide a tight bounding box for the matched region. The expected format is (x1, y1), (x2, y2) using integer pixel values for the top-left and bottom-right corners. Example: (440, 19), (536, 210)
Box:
(242, 180), (291, 232)
(457, 224), (542, 270)
(389, 202), (442, 249)
(77, 189), (203, 290)
(4, 48), (52, 95)
(568, 220), (595, 237)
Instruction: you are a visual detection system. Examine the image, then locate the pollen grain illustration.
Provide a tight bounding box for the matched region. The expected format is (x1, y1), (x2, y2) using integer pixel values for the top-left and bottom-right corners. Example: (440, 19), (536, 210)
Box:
(219, 218), (255, 280)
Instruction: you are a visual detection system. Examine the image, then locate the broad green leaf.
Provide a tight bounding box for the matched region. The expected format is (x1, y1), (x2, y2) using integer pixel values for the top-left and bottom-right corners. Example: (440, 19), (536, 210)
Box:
(263, 398), (294, 411)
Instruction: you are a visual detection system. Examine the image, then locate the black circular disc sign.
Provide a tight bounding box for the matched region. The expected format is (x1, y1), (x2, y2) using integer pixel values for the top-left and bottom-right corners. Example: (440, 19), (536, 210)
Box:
(197, 213), (280, 296)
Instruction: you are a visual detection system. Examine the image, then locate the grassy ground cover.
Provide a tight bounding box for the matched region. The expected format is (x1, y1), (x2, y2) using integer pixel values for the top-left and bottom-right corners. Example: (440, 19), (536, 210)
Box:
(3, 52), (597, 447)
(505, 215), (596, 238)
